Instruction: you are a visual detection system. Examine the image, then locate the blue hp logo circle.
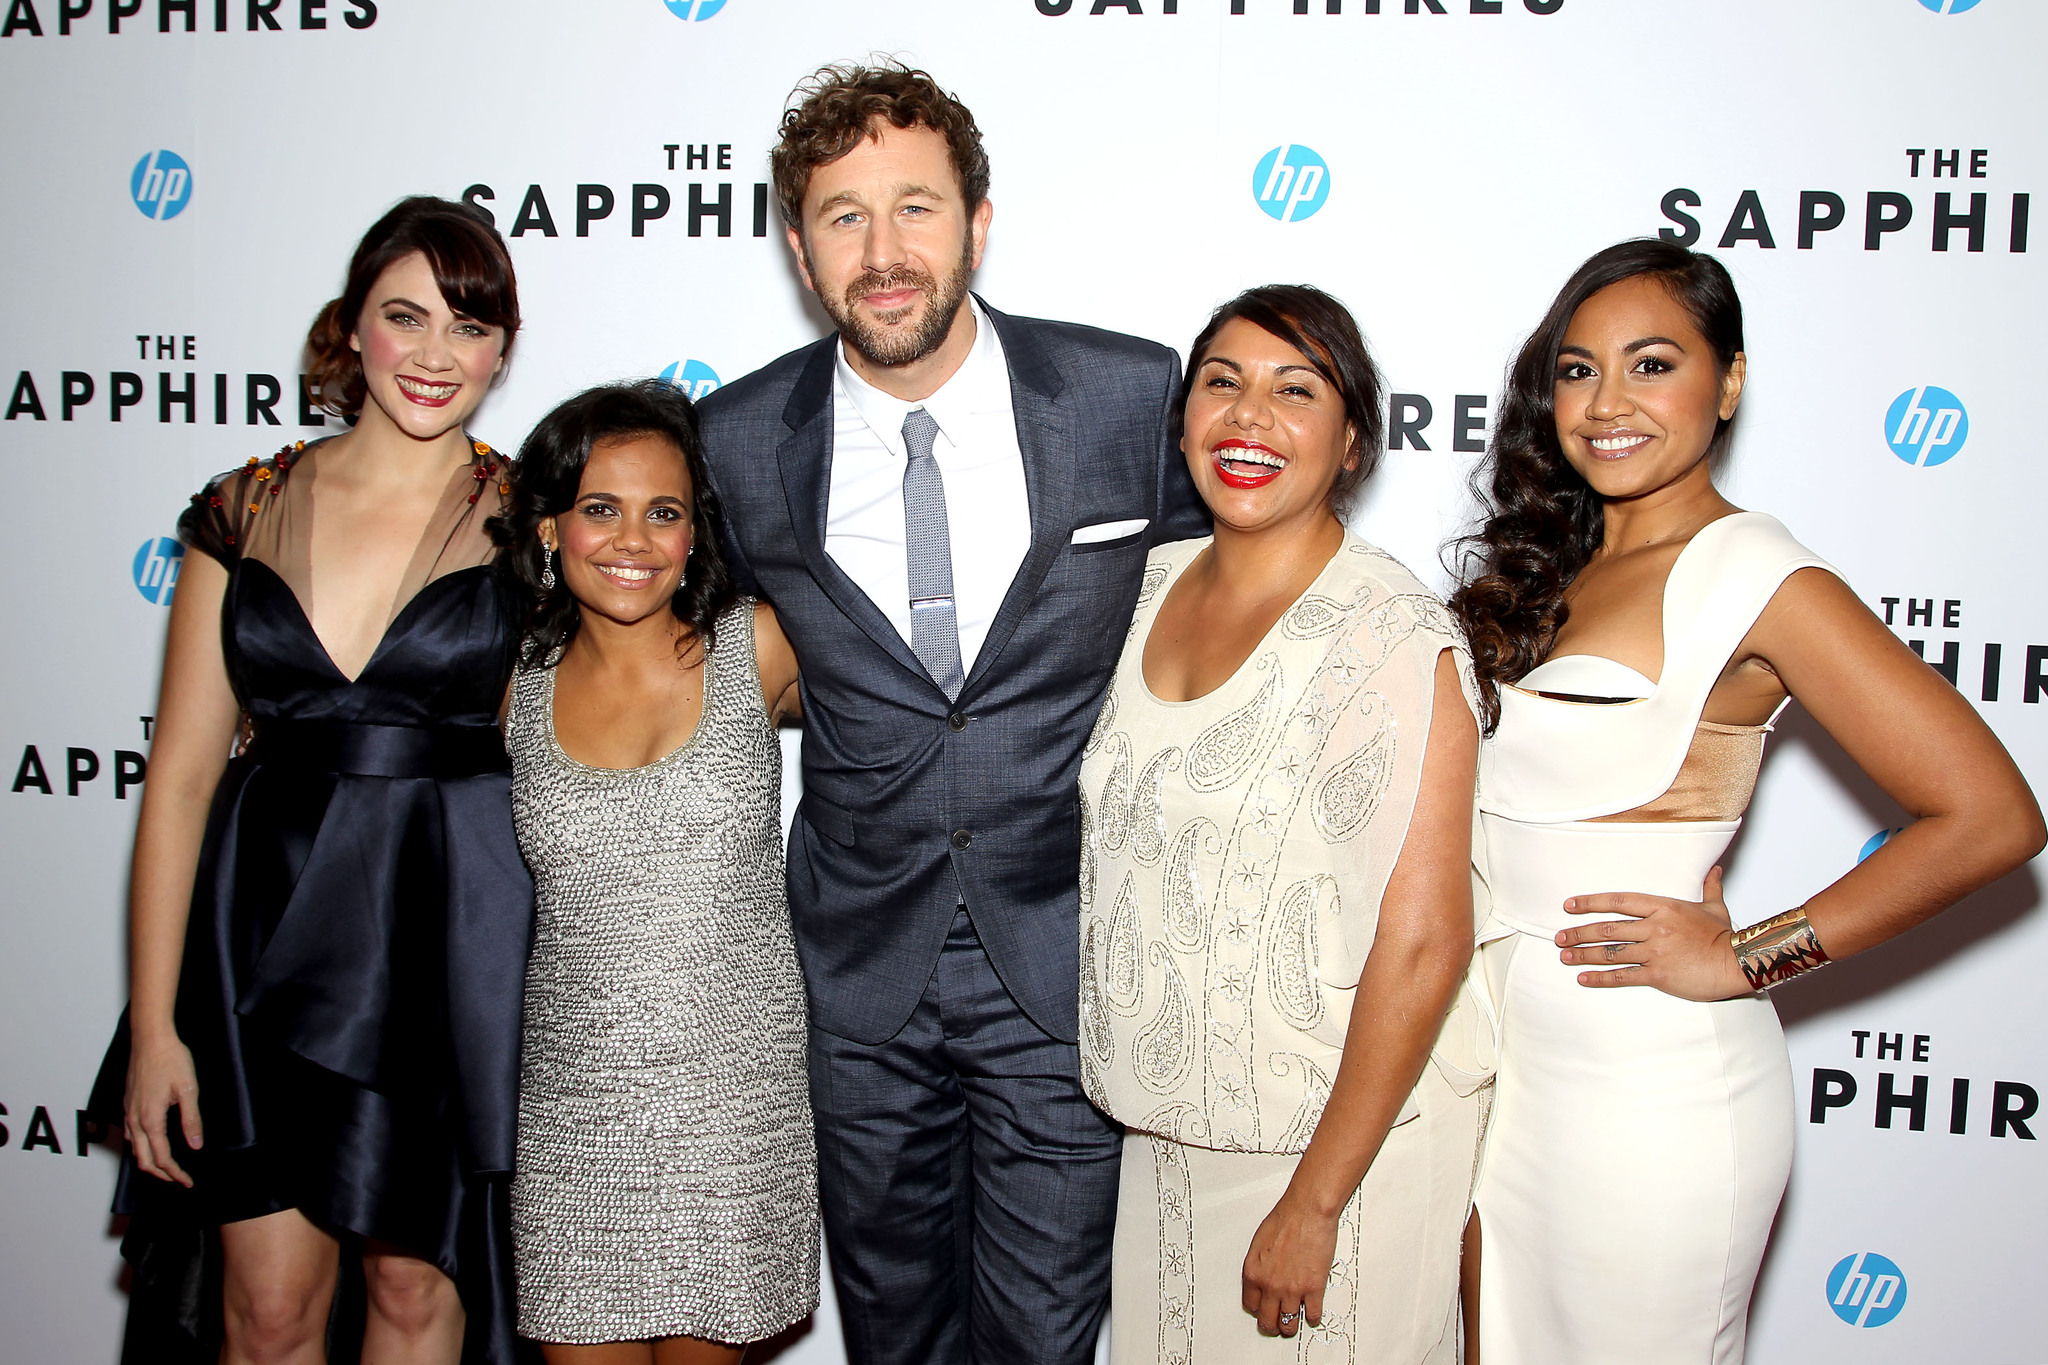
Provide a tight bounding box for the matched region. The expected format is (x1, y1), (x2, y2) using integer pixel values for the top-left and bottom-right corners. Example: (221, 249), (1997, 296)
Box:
(1252, 146), (1330, 224)
(664, 0), (727, 18)
(130, 150), (193, 221)
(1885, 386), (1968, 467)
(659, 359), (722, 401)
(1918, 0), (1983, 12)
(133, 537), (185, 605)
(1827, 1252), (1907, 1328)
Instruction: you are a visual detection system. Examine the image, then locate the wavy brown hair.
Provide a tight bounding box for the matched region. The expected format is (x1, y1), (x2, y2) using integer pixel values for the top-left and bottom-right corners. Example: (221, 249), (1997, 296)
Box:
(771, 61), (990, 231)
(304, 195), (520, 417)
(1448, 239), (1745, 731)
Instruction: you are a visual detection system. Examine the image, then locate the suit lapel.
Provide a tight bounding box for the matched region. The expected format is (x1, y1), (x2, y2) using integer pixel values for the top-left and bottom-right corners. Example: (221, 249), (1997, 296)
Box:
(964, 303), (1075, 696)
(777, 341), (930, 681)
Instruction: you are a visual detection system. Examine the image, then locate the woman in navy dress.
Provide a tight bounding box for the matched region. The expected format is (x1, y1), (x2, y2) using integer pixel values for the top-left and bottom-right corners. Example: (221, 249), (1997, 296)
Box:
(95, 196), (534, 1365)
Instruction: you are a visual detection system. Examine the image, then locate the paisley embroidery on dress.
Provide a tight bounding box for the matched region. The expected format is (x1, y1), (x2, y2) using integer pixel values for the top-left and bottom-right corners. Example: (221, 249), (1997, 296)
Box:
(1313, 700), (1393, 844)
(1135, 1101), (1202, 1144)
(1097, 733), (1134, 853)
(1103, 872), (1145, 1018)
(1281, 593), (1349, 640)
(1077, 787), (1097, 914)
(1084, 684), (1117, 757)
(1080, 918), (1116, 1067)
(1269, 1051), (1334, 1152)
(1265, 876), (1329, 1032)
(1133, 944), (1195, 1095)
(1185, 661), (1281, 793)
(1137, 560), (1171, 608)
(1161, 818), (1219, 955)
(1129, 747), (1184, 866)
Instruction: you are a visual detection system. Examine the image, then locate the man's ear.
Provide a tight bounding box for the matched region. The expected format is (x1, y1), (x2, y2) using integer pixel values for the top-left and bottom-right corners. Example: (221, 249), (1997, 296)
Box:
(786, 227), (817, 295)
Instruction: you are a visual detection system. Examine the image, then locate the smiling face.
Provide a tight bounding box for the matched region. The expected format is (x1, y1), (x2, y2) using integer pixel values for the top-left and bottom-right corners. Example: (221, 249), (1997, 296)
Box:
(1181, 317), (1357, 536)
(347, 251), (505, 441)
(788, 120), (990, 371)
(1552, 274), (1746, 502)
(541, 434), (695, 631)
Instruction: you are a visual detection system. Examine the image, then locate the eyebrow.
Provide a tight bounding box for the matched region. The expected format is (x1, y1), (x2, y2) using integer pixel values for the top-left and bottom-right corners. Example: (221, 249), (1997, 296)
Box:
(1558, 336), (1687, 360)
(1199, 356), (1322, 378)
(380, 296), (433, 312)
(576, 491), (689, 505)
(814, 182), (949, 217)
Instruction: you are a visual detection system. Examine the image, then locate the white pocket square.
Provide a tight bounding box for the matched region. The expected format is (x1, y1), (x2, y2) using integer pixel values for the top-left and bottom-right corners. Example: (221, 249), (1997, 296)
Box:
(1071, 518), (1149, 545)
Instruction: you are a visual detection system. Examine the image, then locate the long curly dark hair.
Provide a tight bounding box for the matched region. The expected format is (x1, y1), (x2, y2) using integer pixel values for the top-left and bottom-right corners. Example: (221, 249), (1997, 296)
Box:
(491, 380), (738, 669)
(1447, 239), (1745, 731)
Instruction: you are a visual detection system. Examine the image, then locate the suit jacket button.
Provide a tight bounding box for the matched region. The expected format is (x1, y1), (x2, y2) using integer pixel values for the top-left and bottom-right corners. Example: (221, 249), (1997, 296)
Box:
(951, 829), (973, 850)
(948, 713), (968, 732)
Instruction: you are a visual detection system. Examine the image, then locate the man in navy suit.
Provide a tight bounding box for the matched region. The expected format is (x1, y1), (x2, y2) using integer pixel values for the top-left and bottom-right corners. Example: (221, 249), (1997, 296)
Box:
(696, 63), (1207, 1365)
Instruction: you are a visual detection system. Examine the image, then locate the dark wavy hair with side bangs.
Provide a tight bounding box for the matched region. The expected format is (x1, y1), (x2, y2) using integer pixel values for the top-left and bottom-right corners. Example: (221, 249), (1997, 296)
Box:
(492, 380), (737, 670)
(305, 195), (520, 417)
(1175, 284), (1385, 514)
(1447, 238), (1745, 732)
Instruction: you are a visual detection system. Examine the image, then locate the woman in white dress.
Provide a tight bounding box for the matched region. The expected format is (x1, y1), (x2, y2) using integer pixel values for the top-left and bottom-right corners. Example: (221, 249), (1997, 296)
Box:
(1451, 240), (2044, 1363)
(1082, 285), (1490, 1363)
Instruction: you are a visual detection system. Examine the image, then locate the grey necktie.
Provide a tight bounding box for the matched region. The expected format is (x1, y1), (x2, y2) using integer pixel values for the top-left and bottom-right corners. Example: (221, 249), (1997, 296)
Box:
(901, 407), (965, 700)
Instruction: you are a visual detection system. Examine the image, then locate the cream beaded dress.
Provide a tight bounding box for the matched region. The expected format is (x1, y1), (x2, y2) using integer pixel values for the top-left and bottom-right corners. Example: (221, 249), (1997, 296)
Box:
(1081, 533), (1493, 1365)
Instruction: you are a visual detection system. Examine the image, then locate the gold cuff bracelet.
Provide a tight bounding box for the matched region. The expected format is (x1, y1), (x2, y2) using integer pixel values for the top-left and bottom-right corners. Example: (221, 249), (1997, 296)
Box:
(1730, 907), (1832, 992)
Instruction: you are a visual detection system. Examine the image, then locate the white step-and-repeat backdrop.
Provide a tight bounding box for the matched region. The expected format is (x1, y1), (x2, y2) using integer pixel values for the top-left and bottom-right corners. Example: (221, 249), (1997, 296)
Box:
(1, 1), (2039, 1361)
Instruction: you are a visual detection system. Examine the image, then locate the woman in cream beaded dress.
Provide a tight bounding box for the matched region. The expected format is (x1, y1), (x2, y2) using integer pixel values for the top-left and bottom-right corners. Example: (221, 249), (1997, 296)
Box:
(500, 381), (817, 1364)
(1081, 286), (1490, 1364)
(1451, 241), (2043, 1363)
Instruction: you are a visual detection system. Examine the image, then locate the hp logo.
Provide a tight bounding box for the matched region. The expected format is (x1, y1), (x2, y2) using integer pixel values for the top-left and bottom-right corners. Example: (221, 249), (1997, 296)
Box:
(1857, 829), (1899, 864)
(130, 150), (193, 221)
(1827, 1252), (1907, 1328)
(132, 537), (185, 606)
(1885, 386), (1968, 467)
(659, 360), (722, 401)
(1252, 145), (1330, 224)
(663, 0), (727, 18)
(1917, 0), (1982, 11)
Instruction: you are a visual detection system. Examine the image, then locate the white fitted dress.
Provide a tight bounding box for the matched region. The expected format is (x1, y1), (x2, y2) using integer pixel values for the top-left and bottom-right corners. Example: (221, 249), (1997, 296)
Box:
(1472, 512), (1839, 1364)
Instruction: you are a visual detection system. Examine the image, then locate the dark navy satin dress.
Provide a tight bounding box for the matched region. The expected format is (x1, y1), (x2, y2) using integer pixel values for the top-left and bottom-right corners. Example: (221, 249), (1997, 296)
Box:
(92, 438), (535, 1365)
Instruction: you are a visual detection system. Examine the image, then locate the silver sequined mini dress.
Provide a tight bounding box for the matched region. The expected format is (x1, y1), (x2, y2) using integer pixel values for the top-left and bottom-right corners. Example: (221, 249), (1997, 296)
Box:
(507, 599), (818, 1346)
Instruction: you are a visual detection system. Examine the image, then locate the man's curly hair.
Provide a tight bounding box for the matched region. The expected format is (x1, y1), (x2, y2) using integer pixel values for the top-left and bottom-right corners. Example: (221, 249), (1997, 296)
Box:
(771, 62), (991, 232)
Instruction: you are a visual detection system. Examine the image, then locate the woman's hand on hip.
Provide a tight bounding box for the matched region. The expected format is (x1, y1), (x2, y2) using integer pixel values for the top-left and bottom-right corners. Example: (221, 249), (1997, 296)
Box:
(1242, 1188), (1341, 1338)
(1556, 865), (1752, 1001)
(125, 1032), (203, 1186)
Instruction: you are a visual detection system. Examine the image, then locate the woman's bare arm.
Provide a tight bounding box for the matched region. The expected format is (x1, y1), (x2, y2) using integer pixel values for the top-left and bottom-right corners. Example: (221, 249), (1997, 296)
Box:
(1241, 650), (1478, 1335)
(754, 600), (802, 725)
(124, 549), (242, 1184)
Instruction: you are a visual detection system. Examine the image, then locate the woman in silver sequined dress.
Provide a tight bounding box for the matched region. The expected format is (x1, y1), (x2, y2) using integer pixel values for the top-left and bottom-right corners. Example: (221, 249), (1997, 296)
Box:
(497, 381), (816, 1364)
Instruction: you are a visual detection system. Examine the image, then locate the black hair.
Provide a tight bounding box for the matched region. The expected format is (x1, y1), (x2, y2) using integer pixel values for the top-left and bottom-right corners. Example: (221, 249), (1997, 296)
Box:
(1447, 238), (1746, 731)
(1174, 284), (1386, 513)
(492, 379), (738, 669)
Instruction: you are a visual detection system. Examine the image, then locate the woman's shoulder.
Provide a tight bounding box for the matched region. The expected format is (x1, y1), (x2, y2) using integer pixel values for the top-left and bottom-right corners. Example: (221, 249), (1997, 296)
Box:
(1135, 535), (1211, 609)
(1327, 534), (1461, 636)
(177, 438), (318, 562)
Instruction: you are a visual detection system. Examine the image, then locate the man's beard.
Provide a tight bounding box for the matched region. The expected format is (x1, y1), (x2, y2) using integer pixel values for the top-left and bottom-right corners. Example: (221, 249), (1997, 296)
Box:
(818, 234), (974, 369)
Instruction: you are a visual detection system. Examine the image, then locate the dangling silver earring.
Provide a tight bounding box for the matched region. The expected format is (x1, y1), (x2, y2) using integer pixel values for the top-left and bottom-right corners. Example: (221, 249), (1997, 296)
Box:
(540, 548), (556, 591)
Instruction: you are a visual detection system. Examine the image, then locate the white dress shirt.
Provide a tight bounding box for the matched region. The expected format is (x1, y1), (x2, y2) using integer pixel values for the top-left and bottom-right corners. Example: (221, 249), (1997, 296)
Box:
(827, 298), (1032, 677)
